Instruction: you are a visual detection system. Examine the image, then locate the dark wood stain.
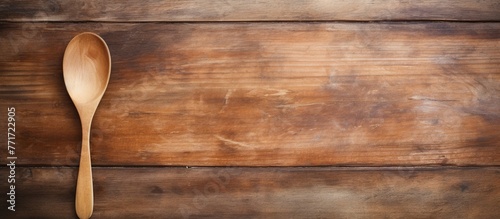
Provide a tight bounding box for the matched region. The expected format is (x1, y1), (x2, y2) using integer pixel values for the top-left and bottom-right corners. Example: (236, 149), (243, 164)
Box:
(1, 0), (500, 22)
(459, 182), (470, 192)
(150, 186), (164, 194)
(1, 167), (499, 218)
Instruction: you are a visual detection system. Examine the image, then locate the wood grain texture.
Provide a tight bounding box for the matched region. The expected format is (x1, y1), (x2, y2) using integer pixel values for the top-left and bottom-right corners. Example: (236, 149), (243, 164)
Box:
(2, 1), (499, 218)
(1, 0), (500, 22)
(0, 22), (499, 166)
(1, 167), (499, 218)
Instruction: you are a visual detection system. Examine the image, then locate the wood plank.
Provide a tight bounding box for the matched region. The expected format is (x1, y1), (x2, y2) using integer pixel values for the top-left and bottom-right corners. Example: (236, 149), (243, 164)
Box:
(1, 0), (500, 22)
(1, 167), (499, 218)
(0, 22), (499, 166)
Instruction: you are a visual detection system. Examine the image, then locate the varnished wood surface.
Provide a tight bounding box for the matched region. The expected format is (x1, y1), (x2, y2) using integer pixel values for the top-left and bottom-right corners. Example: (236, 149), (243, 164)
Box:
(1, 0), (499, 22)
(1, 167), (499, 218)
(1, 22), (499, 166)
(1, 0), (499, 218)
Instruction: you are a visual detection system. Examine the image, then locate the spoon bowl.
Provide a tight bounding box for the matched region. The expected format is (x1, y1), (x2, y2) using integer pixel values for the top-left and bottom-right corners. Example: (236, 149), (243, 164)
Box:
(64, 33), (110, 105)
(63, 32), (111, 219)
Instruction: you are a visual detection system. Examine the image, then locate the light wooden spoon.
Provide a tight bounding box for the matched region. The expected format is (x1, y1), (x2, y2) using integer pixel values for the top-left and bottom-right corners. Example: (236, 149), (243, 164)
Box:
(63, 32), (111, 219)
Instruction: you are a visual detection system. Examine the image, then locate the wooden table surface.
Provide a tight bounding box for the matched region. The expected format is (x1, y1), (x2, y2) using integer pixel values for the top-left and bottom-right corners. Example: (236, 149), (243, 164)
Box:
(1, 1), (499, 218)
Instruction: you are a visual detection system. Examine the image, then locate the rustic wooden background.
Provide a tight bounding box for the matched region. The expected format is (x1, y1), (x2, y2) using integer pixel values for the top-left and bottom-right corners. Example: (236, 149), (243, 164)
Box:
(1, 0), (499, 218)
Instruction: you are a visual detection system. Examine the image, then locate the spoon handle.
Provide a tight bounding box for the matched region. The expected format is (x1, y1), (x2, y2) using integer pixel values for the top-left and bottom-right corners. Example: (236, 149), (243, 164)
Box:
(75, 120), (94, 219)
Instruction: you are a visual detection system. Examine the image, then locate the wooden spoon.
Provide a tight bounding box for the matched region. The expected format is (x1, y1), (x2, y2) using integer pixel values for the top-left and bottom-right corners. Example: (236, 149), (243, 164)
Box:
(63, 32), (111, 219)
